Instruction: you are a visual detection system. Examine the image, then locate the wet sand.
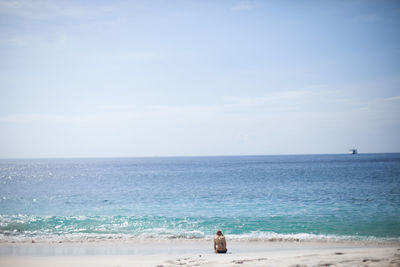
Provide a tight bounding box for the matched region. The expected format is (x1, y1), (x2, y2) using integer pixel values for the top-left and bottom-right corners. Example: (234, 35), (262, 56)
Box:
(0, 240), (399, 266)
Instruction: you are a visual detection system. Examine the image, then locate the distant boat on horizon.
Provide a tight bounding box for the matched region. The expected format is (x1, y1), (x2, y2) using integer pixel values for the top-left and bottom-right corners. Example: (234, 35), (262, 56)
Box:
(349, 149), (358, 154)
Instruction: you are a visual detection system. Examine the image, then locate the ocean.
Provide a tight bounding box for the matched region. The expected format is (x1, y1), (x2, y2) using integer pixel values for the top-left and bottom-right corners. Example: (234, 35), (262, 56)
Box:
(1, 153), (399, 243)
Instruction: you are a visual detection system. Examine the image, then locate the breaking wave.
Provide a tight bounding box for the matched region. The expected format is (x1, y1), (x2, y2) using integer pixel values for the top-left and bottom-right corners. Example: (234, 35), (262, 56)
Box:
(1, 215), (399, 244)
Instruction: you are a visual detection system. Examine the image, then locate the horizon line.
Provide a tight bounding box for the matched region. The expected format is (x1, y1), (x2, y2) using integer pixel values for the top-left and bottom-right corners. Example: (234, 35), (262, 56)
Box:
(0, 152), (399, 160)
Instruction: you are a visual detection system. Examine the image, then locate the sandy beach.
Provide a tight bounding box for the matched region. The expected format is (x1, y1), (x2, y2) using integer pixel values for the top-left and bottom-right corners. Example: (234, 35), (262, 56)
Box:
(1, 240), (399, 267)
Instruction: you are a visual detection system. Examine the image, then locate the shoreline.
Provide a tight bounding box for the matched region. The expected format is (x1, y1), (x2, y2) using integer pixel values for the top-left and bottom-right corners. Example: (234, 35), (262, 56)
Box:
(1, 234), (400, 245)
(0, 240), (399, 266)
(2, 229), (399, 246)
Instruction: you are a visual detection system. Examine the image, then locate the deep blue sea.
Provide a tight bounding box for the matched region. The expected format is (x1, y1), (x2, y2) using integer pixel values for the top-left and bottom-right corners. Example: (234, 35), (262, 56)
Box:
(1, 154), (399, 242)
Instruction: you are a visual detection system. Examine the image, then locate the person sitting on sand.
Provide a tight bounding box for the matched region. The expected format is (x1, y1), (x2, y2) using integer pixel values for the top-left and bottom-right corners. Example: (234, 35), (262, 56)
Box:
(214, 230), (227, 253)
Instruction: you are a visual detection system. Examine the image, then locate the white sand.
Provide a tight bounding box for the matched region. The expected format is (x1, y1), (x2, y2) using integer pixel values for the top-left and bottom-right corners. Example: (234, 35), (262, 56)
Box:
(1, 240), (399, 267)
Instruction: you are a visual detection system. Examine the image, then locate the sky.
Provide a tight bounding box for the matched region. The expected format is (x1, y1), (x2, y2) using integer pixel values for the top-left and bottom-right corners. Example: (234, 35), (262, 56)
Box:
(0, 0), (399, 158)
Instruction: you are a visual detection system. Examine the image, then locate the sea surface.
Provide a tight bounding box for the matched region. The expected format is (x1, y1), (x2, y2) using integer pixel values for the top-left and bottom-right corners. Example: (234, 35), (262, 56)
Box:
(1, 154), (399, 243)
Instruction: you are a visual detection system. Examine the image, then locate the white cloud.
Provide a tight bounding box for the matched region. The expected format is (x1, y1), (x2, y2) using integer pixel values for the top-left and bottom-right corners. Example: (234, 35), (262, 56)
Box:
(0, 90), (316, 124)
(384, 96), (400, 101)
(0, 0), (119, 20)
(1, 90), (399, 158)
(98, 105), (136, 111)
(0, 113), (73, 123)
(0, 89), (372, 126)
(0, 37), (28, 46)
(274, 90), (312, 98)
(0, 33), (72, 49)
(230, 3), (255, 11)
(223, 90), (312, 106)
(0, 0), (21, 8)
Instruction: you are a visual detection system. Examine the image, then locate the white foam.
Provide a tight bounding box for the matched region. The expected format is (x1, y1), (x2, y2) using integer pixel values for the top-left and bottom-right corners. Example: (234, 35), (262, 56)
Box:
(1, 231), (399, 244)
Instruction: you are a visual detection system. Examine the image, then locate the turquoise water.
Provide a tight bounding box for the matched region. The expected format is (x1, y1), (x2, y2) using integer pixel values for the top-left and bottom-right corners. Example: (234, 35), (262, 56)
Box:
(1, 154), (399, 242)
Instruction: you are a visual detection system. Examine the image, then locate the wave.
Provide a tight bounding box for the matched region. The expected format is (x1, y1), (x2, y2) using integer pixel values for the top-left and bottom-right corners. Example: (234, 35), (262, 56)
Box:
(1, 214), (399, 244)
(2, 231), (399, 244)
(226, 231), (400, 243)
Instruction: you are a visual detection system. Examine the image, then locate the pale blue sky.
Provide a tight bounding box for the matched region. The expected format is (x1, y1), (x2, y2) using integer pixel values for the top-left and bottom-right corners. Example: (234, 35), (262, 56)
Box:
(1, 0), (399, 158)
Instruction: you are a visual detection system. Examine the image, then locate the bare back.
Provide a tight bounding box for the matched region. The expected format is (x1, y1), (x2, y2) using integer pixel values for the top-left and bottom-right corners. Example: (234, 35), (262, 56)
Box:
(213, 235), (227, 252)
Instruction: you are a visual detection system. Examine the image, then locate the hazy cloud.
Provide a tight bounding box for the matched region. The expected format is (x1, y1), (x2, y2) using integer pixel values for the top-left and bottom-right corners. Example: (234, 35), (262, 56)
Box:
(223, 90), (313, 106)
(352, 14), (380, 23)
(230, 2), (255, 11)
(0, 0), (20, 8)
(98, 105), (137, 111)
(384, 96), (400, 101)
